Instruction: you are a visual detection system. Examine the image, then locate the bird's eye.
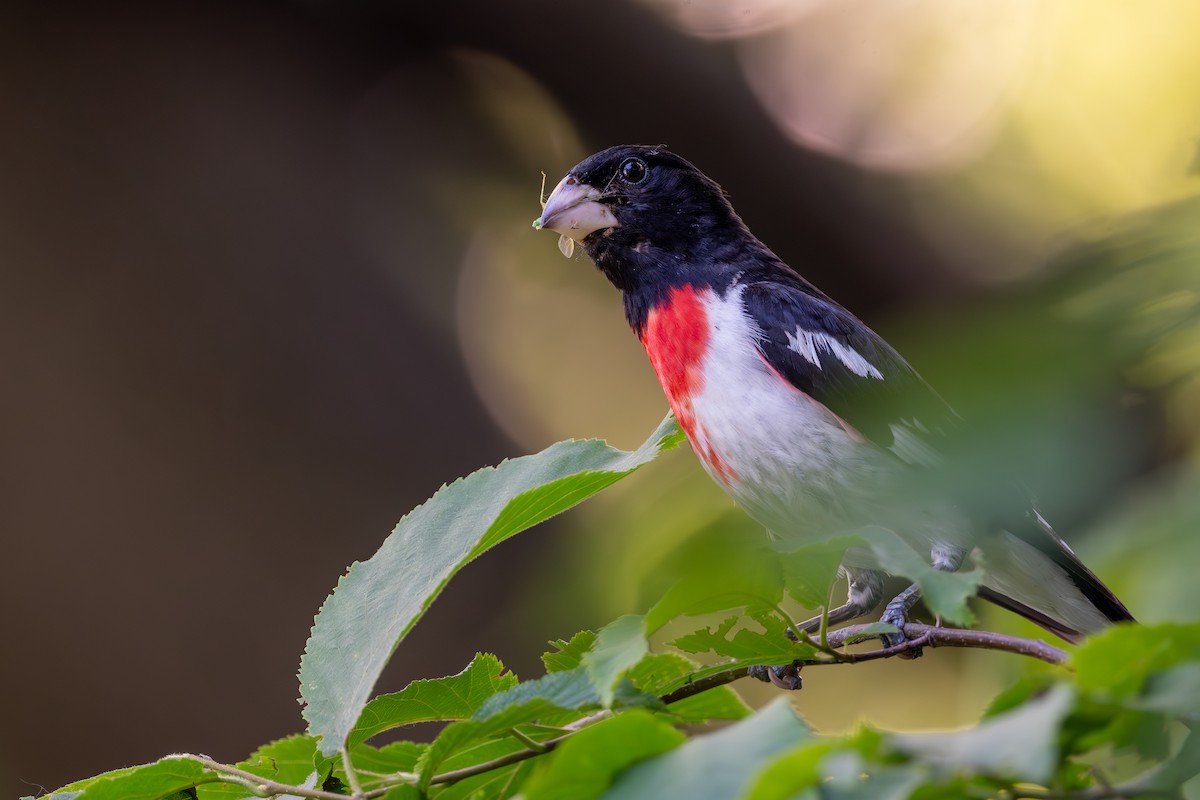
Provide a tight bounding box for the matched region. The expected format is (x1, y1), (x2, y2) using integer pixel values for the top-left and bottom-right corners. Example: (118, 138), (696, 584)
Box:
(620, 158), (647, 184)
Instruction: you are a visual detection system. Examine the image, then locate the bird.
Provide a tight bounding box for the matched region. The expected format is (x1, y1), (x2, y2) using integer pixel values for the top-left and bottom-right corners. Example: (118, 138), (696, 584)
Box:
(533, 144), (1133, 685)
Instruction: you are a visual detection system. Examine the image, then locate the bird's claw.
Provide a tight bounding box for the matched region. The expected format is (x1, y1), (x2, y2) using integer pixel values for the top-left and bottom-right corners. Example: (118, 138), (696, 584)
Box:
(879, 604), (922, 659)
(748, 662), (802, 691)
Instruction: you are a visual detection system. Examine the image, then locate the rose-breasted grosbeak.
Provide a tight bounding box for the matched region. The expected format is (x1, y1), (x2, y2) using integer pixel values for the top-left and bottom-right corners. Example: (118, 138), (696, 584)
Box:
(534, 145), (1132, 680)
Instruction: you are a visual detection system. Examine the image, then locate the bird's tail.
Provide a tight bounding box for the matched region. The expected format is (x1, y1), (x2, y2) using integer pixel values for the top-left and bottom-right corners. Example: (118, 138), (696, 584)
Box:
(976, 513), (1133, 644)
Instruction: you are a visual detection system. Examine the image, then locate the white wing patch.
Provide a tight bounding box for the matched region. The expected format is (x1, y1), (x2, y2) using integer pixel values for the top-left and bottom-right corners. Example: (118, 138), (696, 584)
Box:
(785, 328), (884, 379)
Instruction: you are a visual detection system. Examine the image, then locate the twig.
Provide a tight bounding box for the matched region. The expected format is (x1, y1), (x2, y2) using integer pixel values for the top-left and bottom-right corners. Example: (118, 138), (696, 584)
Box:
(862, 623), (1067, 664)
(662, 622), (1067, 705)
(180, 754), (353, 800)
(427, 732), (572, 787)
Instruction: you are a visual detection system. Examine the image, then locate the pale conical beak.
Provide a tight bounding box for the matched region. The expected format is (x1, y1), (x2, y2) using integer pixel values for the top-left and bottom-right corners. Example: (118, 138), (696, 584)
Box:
(533, 175), (619, 241)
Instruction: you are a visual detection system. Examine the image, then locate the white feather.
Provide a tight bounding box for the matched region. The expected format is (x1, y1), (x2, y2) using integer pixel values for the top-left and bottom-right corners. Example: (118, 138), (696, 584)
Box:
(785, 328), (884, 379)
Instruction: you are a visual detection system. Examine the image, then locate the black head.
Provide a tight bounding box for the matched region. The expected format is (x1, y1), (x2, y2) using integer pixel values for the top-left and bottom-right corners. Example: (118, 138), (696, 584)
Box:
(537, 145), (758, 295)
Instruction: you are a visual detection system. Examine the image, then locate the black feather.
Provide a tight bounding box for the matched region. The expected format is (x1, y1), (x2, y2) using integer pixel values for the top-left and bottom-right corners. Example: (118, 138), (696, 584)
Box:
(741, 278), (959, 462)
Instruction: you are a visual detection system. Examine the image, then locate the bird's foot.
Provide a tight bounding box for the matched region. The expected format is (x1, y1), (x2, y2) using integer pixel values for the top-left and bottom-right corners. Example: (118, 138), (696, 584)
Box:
(748, 662), (802, 691)
(879, 602), (922, 659)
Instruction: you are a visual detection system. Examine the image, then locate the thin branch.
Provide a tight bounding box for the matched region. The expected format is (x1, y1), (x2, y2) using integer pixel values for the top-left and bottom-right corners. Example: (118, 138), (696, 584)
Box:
(180, 754), (353, 800)
(662, 622), (1067, 704)
(427, 732), (572, 787)
(860, 623), (1067, 664)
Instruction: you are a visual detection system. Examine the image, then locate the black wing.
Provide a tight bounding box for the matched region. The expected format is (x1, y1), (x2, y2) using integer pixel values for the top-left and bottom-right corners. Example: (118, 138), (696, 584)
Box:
(740, 279), (958, 466)
(741, 278), (1134, 628)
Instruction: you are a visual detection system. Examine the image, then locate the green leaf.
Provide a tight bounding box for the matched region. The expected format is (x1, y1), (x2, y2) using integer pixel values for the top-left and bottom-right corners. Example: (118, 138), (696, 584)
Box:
(601, 698), (809, 799)
(743, 740), (840, 800)
(819, 753), (925, 800)
(433, 760), (534, 800)
(625, 652), (751, 723)
(664, 685), (752, 724)
(55, 756), (212, 800)
(542, 630), (597, 673)
(981, 671), (1057, 719)
(348, 740), (426, 774)
(583, 615), (649, 707)
(1072, 622), (1200, 699)
(670, 615), (818, 662)
(1159, 728), (1200, 789)
(644, 529), (784, 632)
(777, 539), (852, 609)
(522, 711), (686, 800)
(893, 683), (1075, 783)
(1136, 662), (1200, 718)
(299, 413), (683, 756)
(197, 735), (323, 799)
(626, 652), (698, 695)
(858, 527), (983, 626)
(417, 667), (658, 789)
(348, 653), (516, 748)
(474, 668), (602, 721)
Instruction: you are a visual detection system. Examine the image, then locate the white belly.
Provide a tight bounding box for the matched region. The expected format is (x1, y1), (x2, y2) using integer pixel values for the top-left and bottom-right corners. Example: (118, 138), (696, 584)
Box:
(684, 287), (883, 533)
(681, 285), (976, 564)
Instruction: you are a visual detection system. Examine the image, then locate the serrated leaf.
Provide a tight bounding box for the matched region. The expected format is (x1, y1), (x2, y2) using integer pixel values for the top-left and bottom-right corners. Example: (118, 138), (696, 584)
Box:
(542, 630), (597, 673)
(670, 615), (818, 662)
(523, 711), (686, 800)
(671, 616), (737, 654)
(418, 668), (661, 789)
(627, 652), (696, 695)
(348, 653), (516, 748)
(417, 669), (603, 789)
(893, 683), (1075, 783)
(602, 698), (809, 799)
(777, 539), (852, 609)
(474, 668), (601, 721)
(858, 527), (983, 626)
(644, 530), (784, 632)
(583, 615), (648, 707)
(54, 756), (211, 800)
(196, 735), (322, 799)
(299, 413), (683, 756)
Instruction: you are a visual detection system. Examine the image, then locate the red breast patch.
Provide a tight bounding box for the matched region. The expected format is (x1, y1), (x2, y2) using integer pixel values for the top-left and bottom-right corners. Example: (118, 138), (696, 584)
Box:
(641, 286), (709, 432)
(640, 286), (738, 484)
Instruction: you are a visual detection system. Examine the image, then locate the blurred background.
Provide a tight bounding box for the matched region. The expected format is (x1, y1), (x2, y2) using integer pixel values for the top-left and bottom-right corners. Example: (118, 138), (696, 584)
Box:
(4, 0), (1200, 794)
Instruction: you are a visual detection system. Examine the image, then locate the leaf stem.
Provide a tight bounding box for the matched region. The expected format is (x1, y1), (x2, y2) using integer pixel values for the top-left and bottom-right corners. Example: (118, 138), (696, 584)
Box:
(341, 748), (366, 798)
(508, 727), (551, 752)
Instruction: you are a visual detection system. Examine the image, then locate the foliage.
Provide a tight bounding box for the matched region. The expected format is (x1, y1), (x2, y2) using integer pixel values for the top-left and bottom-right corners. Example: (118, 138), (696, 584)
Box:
(28, 414), (1200, 800)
